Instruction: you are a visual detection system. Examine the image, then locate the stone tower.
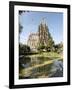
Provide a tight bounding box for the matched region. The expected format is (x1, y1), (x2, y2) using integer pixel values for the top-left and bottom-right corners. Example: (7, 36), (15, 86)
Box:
(27, 33), (39, 51)
(38, 18), (49, 46)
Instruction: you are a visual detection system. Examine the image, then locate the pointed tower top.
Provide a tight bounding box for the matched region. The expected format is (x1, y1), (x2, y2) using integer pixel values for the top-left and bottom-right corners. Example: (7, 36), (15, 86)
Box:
(42, 17), (45, 24)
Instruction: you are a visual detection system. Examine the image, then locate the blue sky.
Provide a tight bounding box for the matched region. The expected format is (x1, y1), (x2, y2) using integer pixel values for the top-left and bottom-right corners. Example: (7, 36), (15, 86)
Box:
(19, 11), (63, 44)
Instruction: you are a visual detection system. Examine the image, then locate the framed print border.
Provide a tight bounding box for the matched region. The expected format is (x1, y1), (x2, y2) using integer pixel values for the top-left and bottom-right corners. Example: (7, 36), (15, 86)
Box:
(9, 1), (70, 89)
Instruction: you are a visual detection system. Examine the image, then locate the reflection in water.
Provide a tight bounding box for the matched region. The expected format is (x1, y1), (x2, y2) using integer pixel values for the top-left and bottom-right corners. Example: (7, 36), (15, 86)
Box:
(49, 60), (63, 77)
(19, 56), (63, 79)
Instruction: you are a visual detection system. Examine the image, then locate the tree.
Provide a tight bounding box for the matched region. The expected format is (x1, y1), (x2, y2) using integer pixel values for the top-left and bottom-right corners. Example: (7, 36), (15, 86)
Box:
(19, 44), (31, 55)
(19, 11), (23, 34)
(19, 24), (23, 34)
(53, 42), (63, 53)
(37, 43), (45, 51)
(19, 11), (23, 15)
(19, 11), (23, 43)
(45, 28), (54, 51)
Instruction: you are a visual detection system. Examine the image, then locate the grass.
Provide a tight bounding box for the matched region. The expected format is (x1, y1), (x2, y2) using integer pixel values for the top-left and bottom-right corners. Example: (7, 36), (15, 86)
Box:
(26, 52), (62, 58)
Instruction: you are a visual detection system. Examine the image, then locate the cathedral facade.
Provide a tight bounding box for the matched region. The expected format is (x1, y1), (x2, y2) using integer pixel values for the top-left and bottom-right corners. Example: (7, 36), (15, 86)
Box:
(27, 20), (49, 51)
(27, 33), (39, 51)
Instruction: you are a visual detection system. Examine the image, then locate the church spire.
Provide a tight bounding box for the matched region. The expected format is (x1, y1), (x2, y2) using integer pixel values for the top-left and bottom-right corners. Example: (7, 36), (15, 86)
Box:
(41, 17), (45, 25)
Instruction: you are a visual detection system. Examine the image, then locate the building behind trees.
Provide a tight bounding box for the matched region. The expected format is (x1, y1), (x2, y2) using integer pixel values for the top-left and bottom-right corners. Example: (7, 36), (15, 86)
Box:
(27, 19), (54, 51)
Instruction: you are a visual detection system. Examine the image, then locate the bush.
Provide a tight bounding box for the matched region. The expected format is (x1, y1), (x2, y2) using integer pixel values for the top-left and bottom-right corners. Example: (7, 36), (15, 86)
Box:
(37, 44), (45, 51)
(19, 44), (31, 55)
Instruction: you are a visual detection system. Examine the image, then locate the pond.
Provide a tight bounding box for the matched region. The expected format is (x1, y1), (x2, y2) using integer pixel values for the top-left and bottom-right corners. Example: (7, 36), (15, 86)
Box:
(19, 56), (63, 79)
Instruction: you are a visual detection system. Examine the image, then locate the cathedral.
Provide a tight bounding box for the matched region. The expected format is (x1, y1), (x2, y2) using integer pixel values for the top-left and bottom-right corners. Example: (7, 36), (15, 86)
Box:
(27, 19), (49, 51)
(27, 33), (39, 51)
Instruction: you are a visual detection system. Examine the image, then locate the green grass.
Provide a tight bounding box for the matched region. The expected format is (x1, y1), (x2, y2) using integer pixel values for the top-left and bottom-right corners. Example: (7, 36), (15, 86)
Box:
(26, 52), (62, 59)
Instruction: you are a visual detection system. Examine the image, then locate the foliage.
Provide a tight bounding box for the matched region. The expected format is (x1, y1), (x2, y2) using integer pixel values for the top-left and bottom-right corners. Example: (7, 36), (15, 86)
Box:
(19, 11), (23, 40)
(46, 39), (54, 51)
(53, 42), (63, 53)
(19, 44), (31, 55)
(19, 11), (23, 15)
(46, 28), (54, 51)
(19, 24), (23, 34)
(37, 43), (45, 51)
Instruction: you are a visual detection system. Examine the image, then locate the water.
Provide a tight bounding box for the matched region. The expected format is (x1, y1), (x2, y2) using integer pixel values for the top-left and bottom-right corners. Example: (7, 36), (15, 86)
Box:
(19, 56), (63, 79)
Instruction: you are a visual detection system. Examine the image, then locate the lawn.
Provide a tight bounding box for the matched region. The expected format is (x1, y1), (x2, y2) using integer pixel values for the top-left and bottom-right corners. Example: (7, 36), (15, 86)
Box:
(26, 52), (62, 59)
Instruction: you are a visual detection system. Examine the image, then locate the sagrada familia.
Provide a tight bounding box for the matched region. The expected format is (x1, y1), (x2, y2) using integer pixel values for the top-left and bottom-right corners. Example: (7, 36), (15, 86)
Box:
(27, 19), (49, 51)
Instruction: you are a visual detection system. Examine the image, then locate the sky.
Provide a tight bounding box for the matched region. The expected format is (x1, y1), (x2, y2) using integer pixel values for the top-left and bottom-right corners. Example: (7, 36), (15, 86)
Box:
(19, 11), (63, 44)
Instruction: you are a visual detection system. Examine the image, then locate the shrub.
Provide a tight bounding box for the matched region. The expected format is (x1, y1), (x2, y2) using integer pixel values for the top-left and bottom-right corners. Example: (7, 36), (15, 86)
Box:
(19, 44), (31, 55)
